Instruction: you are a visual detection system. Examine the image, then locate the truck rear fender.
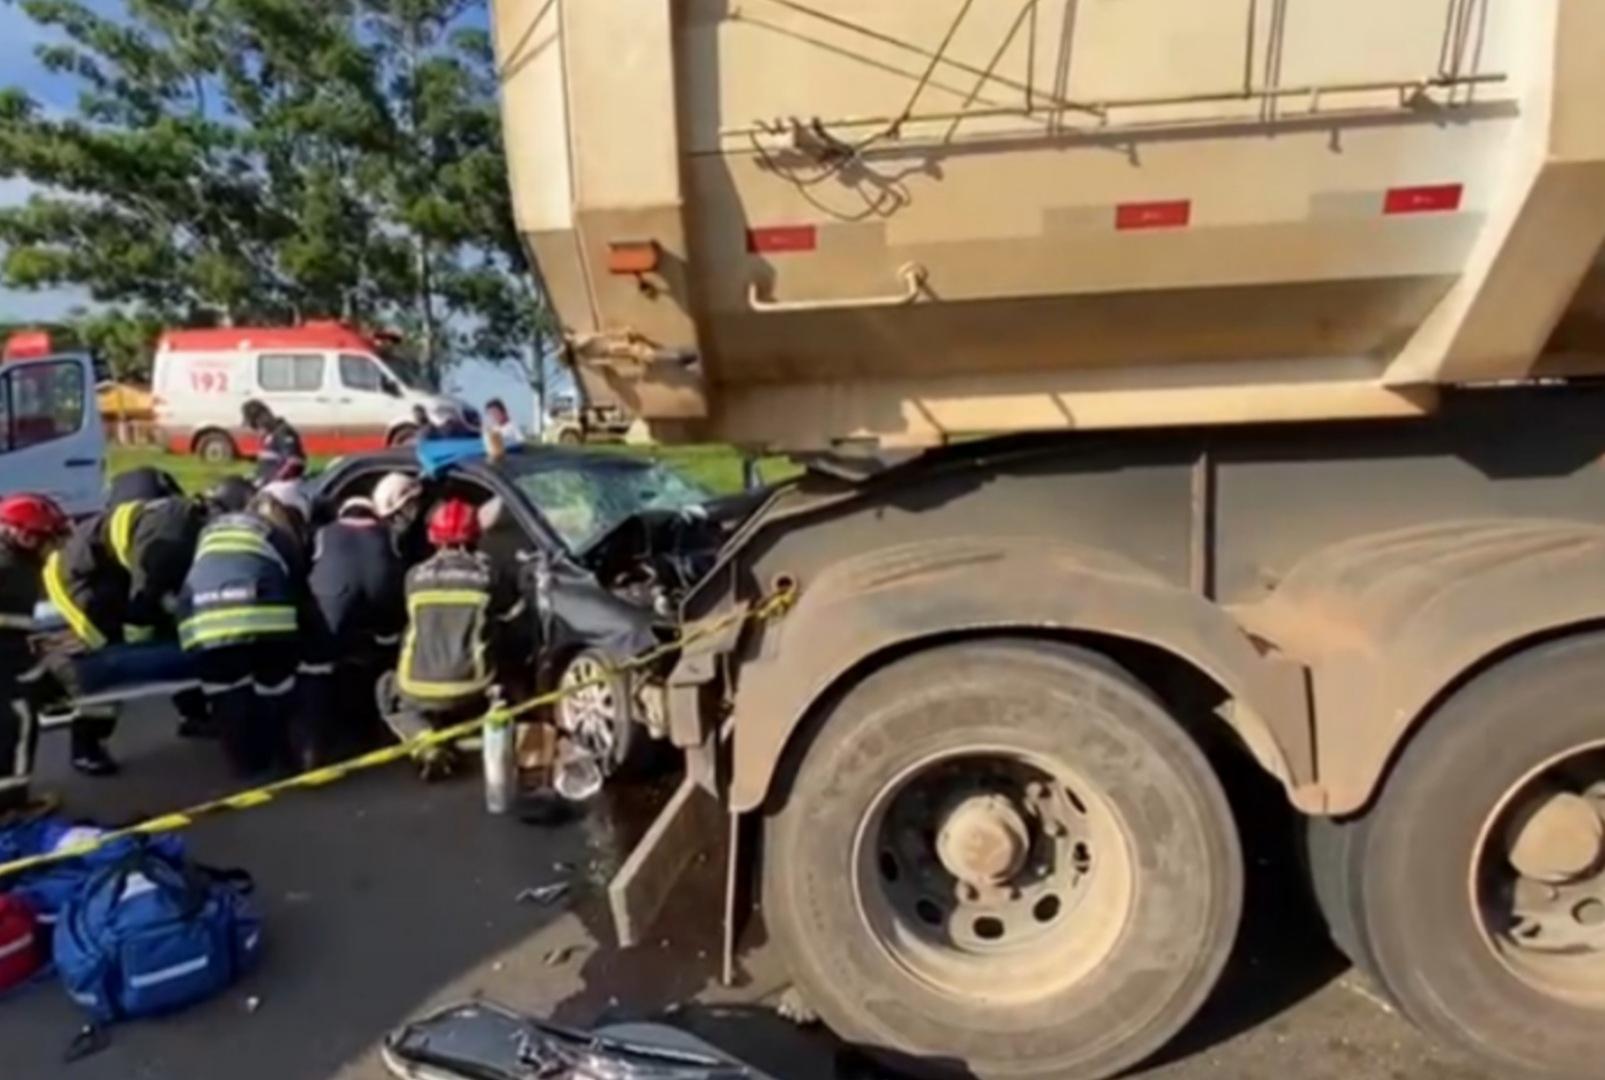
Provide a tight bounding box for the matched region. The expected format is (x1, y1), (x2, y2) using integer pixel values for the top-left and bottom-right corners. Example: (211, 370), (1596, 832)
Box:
(728, 537), (1314, 814)
(1243, 520), (1605, 815)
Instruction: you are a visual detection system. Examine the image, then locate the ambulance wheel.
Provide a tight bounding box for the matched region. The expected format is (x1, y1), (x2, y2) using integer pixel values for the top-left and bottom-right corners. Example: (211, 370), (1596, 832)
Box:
(194, 431), (237, 463)
(764, 641), (1242, 1080)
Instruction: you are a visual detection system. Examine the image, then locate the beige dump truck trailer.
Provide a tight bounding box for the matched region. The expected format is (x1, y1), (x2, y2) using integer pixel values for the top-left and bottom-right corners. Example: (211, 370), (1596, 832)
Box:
(492, 3), (1605, 1078)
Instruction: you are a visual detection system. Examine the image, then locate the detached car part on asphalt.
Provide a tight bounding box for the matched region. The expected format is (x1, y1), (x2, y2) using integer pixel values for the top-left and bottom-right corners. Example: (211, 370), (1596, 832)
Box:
(383, 1001), (768, 1080)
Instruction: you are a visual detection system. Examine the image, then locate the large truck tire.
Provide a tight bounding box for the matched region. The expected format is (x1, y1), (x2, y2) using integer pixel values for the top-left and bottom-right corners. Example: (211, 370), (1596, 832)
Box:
(762, 641), (1243, 1080)
(1303, 813), (1384, 986)
(1338, 635), (1605, 1079)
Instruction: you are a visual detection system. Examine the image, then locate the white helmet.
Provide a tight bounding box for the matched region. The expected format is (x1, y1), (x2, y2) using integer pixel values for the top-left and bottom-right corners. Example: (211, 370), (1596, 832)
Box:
(373, 472), (423, 519)
(258, 480), (312, 522)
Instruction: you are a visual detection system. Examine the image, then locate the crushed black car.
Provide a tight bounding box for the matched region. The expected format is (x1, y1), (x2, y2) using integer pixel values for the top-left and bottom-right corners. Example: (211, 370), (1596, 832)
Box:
(312, 440), (767, 775)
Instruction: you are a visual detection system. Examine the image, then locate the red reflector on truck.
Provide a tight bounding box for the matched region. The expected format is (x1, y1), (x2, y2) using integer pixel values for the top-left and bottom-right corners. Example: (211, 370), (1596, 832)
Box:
(1384, 184), (1463, 215)
(1115, 200), (1192, 231)
(747, 225), (818, 255)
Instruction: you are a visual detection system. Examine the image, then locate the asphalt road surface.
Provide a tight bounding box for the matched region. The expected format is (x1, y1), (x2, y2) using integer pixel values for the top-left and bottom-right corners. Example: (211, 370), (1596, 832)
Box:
(0, 701), (1497, 1080)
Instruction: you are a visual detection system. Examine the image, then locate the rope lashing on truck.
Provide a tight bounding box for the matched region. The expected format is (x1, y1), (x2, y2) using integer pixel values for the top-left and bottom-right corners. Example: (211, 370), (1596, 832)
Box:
(0, 584), (800, 883)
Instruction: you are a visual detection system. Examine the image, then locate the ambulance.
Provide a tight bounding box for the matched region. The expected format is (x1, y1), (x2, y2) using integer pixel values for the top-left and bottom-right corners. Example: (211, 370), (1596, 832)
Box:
(151, 322), (462, 461)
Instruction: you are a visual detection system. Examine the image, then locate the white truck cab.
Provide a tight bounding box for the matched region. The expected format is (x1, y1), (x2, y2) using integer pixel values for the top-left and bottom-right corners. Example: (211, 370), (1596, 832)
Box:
(0, 336), (105, 517)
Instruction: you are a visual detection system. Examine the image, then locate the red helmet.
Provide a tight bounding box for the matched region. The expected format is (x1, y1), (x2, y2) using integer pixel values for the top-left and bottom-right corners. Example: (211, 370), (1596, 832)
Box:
(0, 493), (71, 546)
(427, 499), (481, 548)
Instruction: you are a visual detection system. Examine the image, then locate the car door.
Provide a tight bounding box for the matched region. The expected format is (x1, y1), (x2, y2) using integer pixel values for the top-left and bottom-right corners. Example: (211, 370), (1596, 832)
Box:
(0, 354), (105, 516)
(254, 351), (336, 449)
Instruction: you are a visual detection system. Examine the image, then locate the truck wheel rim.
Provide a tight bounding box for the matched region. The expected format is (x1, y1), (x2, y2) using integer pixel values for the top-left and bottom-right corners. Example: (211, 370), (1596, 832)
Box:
(1473, 740), (1605, 1007)
(851, 746), (1135, 1002)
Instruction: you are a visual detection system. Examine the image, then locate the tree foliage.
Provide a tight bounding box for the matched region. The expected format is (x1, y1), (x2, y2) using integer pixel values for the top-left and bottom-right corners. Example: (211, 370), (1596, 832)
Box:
(0, 0), (546, 387)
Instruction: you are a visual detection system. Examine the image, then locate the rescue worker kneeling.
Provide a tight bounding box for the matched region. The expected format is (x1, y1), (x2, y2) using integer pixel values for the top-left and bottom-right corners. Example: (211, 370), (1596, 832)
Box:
(298, 475), (418, 766)
(43, 481), (213, 775)
(392, 499), (507, 779)
(178, 482), (313, 777)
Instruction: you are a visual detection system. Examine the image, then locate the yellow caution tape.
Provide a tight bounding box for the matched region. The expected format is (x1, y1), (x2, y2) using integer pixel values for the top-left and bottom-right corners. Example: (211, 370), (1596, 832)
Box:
(0, 585), (798, 882)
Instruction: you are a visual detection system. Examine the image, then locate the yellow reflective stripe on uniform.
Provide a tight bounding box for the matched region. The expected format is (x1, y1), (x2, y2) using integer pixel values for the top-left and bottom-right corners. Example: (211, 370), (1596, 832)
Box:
(42, 551), (106, 650)
(0, 613), (34, 630)
(109, 501), (141, 570)
(396, 667), (492, 699)
(181, 606), (297, 628)
(396, 595), (493, 700)
(406, 590), (490, 609)
(197, 541), (278, 560)
(125, 624), (156, 644)
(179, 606), (298, 648)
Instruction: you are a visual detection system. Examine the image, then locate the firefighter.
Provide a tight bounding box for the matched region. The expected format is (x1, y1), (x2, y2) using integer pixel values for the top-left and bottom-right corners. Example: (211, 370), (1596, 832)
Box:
(43, 488), (213, 775)
(374, 470), (429, 567)
(178, 482), (313, 777)
(242, 399), (307, 484)
(0, 494), (71, 811)
(392, 499), (504, 779)
(298, 487), (411, 765)
(108, 466), (184, 507)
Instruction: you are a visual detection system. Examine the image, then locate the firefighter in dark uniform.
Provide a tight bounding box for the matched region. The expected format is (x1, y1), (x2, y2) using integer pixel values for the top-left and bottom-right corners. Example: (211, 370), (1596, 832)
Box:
(0, 494), (71, 812)
(178, 482), (312, 776)
(108, 466), (184, 507)
(242, 399), (307, 485)
(43, 490), (212, 775)
(392, 499), (504, 779)
(298, 494), (408, 765)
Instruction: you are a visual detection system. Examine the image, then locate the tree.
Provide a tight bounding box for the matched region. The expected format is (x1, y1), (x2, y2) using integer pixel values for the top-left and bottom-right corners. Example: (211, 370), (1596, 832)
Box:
(0, 0), (548, 389)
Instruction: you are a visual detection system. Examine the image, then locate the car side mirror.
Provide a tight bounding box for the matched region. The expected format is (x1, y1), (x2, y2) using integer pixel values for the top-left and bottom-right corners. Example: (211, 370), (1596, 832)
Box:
(380, 376), (401, 397)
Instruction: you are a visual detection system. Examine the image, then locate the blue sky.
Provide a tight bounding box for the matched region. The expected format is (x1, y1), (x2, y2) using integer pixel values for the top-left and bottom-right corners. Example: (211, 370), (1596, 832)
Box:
(0, 0), (544, 427)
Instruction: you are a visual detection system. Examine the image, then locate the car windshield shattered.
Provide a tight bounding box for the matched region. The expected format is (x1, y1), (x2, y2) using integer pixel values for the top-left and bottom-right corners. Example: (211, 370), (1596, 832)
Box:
(502, 454), (712, 552)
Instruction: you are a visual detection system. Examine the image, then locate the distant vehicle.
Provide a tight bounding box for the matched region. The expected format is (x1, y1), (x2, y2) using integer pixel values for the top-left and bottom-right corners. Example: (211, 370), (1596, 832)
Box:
(543, 393), (637, 446)
(151, 321), (465, 462)
(0, 331), (105, 517)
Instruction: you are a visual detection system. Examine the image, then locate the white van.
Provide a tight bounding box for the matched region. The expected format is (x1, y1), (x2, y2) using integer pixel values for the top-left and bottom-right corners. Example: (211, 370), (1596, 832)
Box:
(0, 339), (105, 517)
(151, 322), (462, 462)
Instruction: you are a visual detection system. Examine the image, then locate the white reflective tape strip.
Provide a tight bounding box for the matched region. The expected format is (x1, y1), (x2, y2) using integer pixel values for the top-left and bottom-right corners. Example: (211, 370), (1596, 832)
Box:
(374, 634), (400, 647)
(12, 697), (33, 778)
(242, 931), (260, 952)
(297, 663), (334, 677)
(0, 613), (34, 629)
(18, 662), (48, 684)
(0, 932), (35, 961)
(69, 990), (99, 1006)
(127, 954), (210, 989)
(35, 912), (57, 926)
(256, 677), (296, 698)
(202, 678), (253, 695)
(0, 775), (29, 792)
(119, 873), (157, 902)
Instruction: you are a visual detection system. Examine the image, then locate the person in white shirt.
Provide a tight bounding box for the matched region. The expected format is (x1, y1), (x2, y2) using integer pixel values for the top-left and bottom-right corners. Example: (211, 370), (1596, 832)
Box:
(482, 398), (524, 450)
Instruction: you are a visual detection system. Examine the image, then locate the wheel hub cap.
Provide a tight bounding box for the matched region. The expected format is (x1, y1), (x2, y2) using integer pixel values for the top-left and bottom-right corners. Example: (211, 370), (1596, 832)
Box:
(1507, 791), (1604, 884)
(936, 794), (1031, 887)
